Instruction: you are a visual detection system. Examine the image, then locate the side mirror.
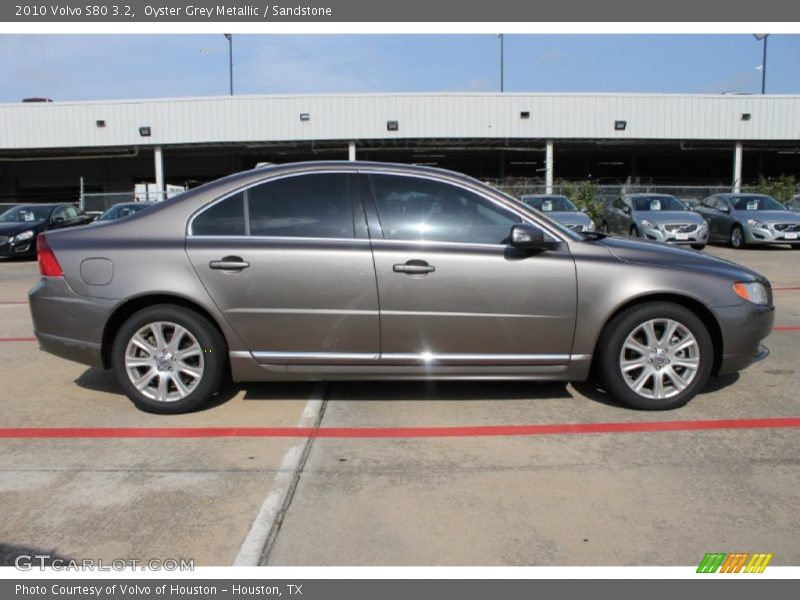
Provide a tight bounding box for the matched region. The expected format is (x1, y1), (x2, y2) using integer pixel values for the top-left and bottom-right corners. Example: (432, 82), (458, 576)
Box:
(51, 216), (65, 224)
(581, 207), (588, 213)
(718, 206), (731, 213)
(510, 224), (548, 251)
(623, 206), (632, 215)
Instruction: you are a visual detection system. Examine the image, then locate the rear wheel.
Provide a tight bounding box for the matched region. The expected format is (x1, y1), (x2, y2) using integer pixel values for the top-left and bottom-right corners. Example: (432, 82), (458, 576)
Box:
(597, 302), (713, 410)
(730, 225), (746, 249)
(111, 304), (227, 413)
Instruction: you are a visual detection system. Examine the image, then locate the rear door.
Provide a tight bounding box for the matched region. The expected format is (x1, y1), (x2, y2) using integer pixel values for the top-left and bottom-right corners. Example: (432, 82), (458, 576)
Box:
(362, 172), (577, 364)
(186, 171), (380, 364)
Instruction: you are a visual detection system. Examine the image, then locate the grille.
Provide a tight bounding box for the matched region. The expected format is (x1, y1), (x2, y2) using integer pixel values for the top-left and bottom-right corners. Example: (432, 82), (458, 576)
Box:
(773, 224), (800, 233)
(0, 236), (8, 245)
(663, 224), (697, 233)
(566, 224), (584, 232)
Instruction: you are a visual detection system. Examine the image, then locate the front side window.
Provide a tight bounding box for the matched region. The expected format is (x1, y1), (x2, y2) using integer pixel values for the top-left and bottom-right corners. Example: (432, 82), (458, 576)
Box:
(368, 174), (521, 245)
(192, 192), (246, 236)
(247, 173), (354, 238)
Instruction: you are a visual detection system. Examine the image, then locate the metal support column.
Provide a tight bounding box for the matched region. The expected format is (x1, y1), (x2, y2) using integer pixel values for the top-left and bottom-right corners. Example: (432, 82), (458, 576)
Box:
(154, 146), (164, 199)
(732, 142), (743, 193)
(348, 141), (356, 162)
(545, 140), (554, 194)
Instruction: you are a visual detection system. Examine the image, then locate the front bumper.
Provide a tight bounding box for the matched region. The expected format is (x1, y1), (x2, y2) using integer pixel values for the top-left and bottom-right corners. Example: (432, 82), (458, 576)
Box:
(714, 301), (775, 375)
(28, 276), (117, 368)
(744, 225), (800, 245)
(642, 226), (709, 245)
(0, 239), (35, 258)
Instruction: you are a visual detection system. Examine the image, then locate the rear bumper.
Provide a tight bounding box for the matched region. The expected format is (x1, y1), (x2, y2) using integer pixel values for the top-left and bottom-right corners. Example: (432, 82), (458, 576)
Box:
(28, 277), (117, 368)
(714, 301), (775, 375)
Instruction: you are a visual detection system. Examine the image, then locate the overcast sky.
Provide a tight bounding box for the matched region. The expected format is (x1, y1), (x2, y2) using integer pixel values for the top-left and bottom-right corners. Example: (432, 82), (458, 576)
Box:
(1, 34), (798, 102)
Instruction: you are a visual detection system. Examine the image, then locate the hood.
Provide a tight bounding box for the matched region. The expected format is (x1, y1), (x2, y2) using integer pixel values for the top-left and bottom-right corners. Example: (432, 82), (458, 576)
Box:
(0, 221), (45, 236)
(600, 236), (766, 283)
(633, 210), (705, 226)
(544, 211), (593, 227)
(732, 209), (800, 224)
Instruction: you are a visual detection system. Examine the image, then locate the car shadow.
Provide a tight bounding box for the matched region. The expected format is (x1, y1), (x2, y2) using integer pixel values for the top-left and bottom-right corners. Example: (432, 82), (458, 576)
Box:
(75, 368), (742, 412)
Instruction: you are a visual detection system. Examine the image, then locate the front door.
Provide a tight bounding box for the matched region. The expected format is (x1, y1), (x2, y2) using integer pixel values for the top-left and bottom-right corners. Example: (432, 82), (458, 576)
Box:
(362, 172), (577, 366)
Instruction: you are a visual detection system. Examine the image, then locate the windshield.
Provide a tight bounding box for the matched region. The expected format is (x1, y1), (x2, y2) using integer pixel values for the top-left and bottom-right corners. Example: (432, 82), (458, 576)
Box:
(98, 203), (152, 221)
(730, 195), (786, 211)
(522, 196), (578, 212)
(0, 206), (52, 223)
(632, 196), (686, 212)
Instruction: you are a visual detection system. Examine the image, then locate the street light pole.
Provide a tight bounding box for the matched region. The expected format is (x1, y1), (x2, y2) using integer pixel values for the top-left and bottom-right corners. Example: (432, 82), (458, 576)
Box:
(753, 34), (769, 95)
(224, 34), (233, 95)
(499, 34), (504, 92)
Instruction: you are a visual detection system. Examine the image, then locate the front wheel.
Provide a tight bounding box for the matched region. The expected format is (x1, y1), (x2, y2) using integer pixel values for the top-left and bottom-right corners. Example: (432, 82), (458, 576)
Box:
(730, 225), (746, 249)
(111, 304), (228, 414)
(596, 302), (714, 410)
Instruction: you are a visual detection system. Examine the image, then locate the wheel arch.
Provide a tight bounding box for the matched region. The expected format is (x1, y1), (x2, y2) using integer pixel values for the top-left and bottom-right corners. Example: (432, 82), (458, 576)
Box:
(101, 294), (227, 369)
(595, 293), (724, 376)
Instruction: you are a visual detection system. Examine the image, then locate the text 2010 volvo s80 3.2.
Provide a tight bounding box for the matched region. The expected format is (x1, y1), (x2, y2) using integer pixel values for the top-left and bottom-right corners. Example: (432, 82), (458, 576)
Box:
(29, 162), (774, 413)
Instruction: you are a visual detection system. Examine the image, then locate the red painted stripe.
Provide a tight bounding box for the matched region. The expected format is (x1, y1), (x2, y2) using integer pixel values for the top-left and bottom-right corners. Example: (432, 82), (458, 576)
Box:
(0, 337), (36, 342)
(773, 286), (800, 291)
(0, 301), (27, 305)
(1, 417), (799, 439)
(774, 326), (800, 331)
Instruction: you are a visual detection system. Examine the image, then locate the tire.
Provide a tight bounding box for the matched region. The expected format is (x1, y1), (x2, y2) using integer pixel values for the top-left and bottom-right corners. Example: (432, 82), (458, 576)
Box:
(629, 224), (640, 238)
(691, 243), (706, 250)
(111, 304), (228, 414)
(596, 302), (713, 410)
(730, 225), (746, 249)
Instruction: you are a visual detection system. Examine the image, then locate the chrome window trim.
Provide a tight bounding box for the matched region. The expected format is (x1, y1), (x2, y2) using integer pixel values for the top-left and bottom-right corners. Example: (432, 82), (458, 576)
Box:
(186, 169), (359, 237)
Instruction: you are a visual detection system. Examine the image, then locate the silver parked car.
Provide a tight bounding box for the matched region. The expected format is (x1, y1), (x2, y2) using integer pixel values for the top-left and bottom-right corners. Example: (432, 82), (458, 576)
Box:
(694, 193), (800, 249)
(519, 194), (596, 232)
(29, 162), (774, 413)
(602, 194), (708, 250)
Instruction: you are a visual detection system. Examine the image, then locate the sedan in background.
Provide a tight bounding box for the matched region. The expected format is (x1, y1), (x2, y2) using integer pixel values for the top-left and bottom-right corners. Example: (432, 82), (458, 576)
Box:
(520, 194), (596, 232)
(0, 203), (93, 259)
(602, 194), (708, 250)
(694, 193), (800, 249)
(96, 202), (157, 222)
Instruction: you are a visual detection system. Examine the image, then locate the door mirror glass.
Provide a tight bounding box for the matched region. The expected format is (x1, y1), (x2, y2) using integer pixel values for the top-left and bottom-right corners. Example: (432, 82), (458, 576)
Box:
(623, 205), (632, 215)
(718, 205), (731, 213)
(510, 224), (547, 250)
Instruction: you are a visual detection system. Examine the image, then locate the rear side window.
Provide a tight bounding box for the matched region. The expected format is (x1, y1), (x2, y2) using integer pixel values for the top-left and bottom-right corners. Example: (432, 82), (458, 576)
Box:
(192, 192), (245, 236)
(247, 173), (354, 238)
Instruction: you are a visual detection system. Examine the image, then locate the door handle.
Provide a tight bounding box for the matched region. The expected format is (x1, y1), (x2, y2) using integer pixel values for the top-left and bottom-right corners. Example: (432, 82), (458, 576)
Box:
(209, 256), (250, 271)
(393, 260), (435, 275)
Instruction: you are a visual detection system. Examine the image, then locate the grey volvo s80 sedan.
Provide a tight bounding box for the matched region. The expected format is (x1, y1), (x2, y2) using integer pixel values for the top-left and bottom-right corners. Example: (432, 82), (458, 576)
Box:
(29, 162), (774, 413)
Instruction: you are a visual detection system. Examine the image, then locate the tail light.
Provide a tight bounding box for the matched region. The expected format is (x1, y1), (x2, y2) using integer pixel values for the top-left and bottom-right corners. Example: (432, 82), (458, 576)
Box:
(37, 234), (63, 277)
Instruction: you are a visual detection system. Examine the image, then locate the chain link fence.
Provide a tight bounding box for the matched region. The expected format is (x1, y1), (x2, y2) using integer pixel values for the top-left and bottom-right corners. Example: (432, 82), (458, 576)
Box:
(80, 190), (174, 215)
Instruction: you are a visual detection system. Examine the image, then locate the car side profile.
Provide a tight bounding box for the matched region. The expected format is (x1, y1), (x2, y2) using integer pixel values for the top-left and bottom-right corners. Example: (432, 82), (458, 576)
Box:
(0, 203), (93, 259)
(694, 193), (800, 249)
(601, 193), (708, 250)
(519, 194), (596, 232)
(29, 162), (774, 413)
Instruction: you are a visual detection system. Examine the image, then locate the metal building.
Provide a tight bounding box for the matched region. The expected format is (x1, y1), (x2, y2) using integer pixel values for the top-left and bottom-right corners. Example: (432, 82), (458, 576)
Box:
(1, 92), (798, 202)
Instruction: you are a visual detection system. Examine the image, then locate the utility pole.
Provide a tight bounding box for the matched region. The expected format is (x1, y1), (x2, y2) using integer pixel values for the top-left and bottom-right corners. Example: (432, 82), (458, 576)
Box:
(224, 34), (233, 95)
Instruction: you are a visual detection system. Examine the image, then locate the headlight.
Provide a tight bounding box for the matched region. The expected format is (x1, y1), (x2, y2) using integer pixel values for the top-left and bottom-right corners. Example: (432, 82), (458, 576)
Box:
(584, 221), (596, 232)
(13, 230), (34, 242)
(747, 219), (768, 229)
(641, 219), (658, 230)
(733, 282), (769, 305)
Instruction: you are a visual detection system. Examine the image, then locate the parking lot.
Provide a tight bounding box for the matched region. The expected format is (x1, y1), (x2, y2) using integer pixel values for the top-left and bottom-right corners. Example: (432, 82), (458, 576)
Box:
(0, 244), (799, 567)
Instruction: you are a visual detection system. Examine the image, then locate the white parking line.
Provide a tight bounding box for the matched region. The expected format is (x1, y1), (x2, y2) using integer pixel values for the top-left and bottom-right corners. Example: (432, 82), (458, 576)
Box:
(232, 383), (327, 566)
